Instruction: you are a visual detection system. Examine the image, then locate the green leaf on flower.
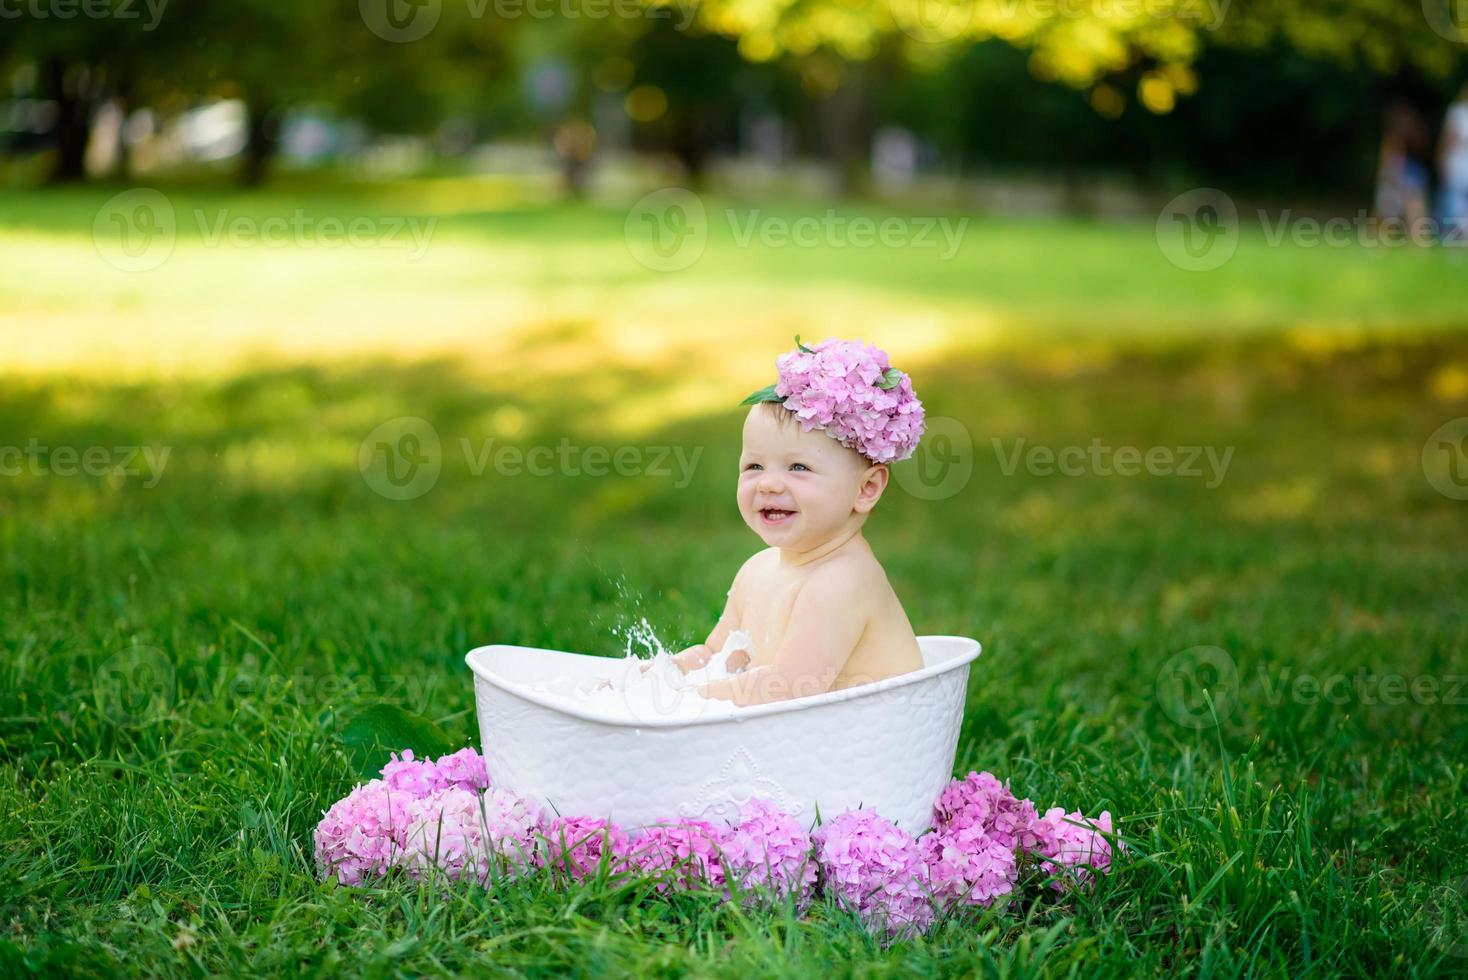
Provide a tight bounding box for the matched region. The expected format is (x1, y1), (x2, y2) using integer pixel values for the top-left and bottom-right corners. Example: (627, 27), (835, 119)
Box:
(795, 335), (816, 354)
(876, 368), (903, 390)
(739, 384), (785, 406)
(339, 703), (455, 779)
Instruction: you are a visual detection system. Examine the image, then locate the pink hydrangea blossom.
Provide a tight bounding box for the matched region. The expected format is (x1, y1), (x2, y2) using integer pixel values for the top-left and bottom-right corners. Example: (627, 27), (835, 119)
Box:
(932, 771), (1042, 851)
(1031, 808), (1115, 890)
(381, 747), (490, 797)
(621, 819), (729, 893)
(431, 747), (491, 793)
(767, 338), (925, 464)
(720, 798), (818, 910)
(921, 823), (1018, 909)
(399, 787), (541, 883)
(380, 750), (440, 797)
(313, 779), (413, 886)
(813, 809), (934, 940)
(315, 751), (1125, 936)
(539, 815), (629, 882)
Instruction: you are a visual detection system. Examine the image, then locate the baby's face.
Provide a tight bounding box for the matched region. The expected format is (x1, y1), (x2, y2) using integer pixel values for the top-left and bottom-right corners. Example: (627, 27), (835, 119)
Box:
(737, 405), (882, 550)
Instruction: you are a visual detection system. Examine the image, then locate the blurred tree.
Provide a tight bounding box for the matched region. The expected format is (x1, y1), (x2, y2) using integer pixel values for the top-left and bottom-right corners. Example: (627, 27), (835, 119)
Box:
(0, 0), (518, 185)
(880, 38), (1397, 195)
(665, 0), (1465, 118)
(0, 2), (158, 181)
(627, 22), (748, 181)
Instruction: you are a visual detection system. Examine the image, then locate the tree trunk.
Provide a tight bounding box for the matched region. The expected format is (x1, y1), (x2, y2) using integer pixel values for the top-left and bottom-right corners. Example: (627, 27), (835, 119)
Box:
(670, 112), (709, 187)
(240, 100), (277, 187)
(818, 64), (873, 196)
(113, 77), (134, 182)
(44, 56), (92, 184)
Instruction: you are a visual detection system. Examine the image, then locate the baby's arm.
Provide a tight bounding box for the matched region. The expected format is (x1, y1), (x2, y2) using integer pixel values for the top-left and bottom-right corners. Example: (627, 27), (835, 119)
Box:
(670, 591), (739, 671)
(698, 568), (866, 706)
(667, 558), (752, 672)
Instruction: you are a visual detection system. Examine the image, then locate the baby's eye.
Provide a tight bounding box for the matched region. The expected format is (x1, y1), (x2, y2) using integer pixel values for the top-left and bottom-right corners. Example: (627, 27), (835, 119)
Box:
(789, 463), (809, 472)
(743, 463), (763, 472)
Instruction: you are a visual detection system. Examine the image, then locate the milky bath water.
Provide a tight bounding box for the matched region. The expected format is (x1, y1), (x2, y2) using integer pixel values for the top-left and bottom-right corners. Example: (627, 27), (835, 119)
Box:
(527, 629), (755, 723)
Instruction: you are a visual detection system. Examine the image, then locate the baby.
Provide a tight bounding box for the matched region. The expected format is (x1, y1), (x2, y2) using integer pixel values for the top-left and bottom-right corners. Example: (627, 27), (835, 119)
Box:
(674, 338), (928, 707)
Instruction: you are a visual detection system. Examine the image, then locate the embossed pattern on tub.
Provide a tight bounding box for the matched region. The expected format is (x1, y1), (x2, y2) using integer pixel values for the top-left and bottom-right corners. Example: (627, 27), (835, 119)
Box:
(466, 636), (981, 833)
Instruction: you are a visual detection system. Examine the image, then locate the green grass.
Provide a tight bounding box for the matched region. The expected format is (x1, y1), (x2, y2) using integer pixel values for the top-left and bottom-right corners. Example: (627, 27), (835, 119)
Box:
(2, 180), (1468, 976)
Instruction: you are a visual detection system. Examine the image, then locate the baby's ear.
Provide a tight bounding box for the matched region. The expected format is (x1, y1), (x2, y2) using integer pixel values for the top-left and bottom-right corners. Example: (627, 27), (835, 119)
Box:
(853, 463), (890, 513)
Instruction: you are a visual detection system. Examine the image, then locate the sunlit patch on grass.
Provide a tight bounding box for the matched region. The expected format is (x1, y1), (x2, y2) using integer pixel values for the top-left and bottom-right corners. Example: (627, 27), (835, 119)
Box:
(1229, 476), (1321, 522)
(1428, 363), (1468, 402)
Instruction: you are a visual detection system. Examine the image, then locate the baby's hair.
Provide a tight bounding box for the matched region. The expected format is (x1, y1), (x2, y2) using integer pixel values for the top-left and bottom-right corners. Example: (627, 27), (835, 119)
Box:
(758, 401), (882, 468)
(758, 401), (800, 428)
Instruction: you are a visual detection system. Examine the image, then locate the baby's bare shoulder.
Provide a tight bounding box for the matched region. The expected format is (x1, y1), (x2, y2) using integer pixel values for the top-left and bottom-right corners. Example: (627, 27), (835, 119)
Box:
(729, 548), (778, 592)
(801, 550), (886, 598)
(741, 547), (780, 573)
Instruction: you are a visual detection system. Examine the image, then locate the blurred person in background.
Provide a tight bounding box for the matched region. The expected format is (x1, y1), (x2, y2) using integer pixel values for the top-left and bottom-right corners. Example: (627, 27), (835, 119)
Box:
(1375, 101), (1432, 241)
(1437, 83), (1468, 246)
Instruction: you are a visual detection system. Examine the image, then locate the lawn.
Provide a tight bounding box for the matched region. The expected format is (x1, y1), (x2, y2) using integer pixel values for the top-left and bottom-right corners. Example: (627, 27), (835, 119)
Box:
(1, 179), (1467, 976)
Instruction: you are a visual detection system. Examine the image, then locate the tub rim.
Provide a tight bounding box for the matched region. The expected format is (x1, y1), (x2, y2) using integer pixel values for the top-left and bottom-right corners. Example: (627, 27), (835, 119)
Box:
(465, 635), (981, 729)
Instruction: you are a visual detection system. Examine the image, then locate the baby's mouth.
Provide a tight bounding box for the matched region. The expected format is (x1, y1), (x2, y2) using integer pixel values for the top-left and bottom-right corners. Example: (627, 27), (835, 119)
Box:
(759, 507), (796, 525)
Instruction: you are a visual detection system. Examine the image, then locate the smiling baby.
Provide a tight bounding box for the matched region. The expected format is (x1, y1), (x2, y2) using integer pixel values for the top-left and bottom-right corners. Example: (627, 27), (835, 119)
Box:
(675, 338), (928, 707)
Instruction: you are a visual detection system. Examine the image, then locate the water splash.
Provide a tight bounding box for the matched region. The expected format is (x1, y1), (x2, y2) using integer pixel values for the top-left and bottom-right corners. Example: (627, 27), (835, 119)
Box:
(615, 616), (671, 660)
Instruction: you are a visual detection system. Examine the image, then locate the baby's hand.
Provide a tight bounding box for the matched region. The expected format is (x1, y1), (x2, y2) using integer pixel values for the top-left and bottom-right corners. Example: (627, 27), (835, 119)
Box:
(670, 644), (712, 674)
(641, 643), (711, 674)
(724, 647), (752, 672)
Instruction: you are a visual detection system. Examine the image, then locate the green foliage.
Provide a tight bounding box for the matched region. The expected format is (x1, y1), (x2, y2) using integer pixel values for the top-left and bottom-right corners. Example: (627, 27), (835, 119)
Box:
(739, 384), (783, 405)
(339, 704), (455, 778)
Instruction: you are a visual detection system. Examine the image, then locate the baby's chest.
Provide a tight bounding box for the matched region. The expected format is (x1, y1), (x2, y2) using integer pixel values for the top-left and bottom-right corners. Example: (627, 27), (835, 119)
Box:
(738, 578), (803, 660)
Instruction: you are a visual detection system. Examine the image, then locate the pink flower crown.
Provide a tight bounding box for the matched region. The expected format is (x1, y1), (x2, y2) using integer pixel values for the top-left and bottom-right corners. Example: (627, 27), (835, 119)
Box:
(741, 337), (925, 464)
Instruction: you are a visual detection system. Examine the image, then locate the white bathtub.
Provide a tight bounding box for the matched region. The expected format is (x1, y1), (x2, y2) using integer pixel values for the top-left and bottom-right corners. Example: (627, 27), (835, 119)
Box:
(465, 636), (980, 834)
